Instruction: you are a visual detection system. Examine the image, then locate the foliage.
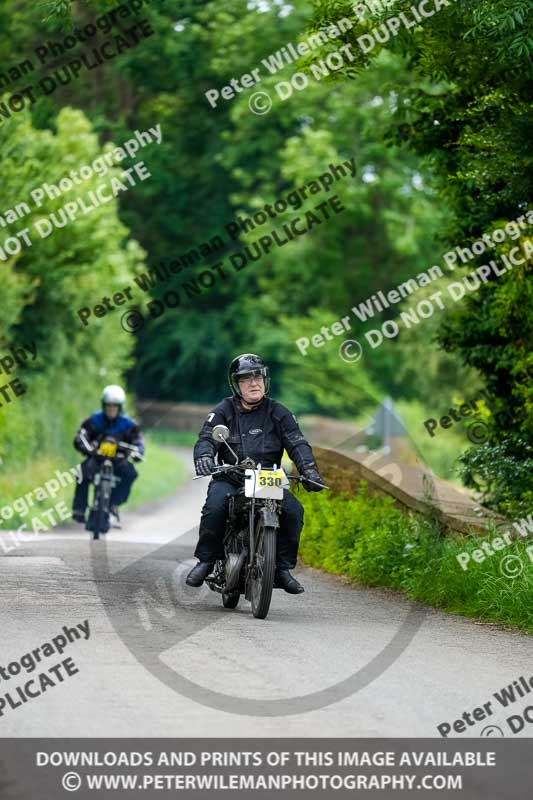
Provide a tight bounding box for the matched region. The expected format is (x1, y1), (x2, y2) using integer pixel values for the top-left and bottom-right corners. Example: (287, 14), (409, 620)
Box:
(275, 309), (381, 415)
(217, 42), (452, 409)
(145, 428), (199, 448)
(384, 276), (483, 406)
(307, 0), (533, 506)
(299, 485), (533, 632)
(127, 433), (188, 508)
(0, 107), (144, 468)
(458, 435), (533, 518)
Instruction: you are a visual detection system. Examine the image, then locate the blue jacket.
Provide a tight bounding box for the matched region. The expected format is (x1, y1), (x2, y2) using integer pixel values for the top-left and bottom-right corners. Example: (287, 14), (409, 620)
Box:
(74, 412), (145, 455)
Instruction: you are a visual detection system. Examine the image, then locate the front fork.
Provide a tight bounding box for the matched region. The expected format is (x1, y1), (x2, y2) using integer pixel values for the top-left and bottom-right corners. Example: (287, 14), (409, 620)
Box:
(246, 499), (280, 585)
(93, 460), (120, 507)
(248, 496), (256, 566)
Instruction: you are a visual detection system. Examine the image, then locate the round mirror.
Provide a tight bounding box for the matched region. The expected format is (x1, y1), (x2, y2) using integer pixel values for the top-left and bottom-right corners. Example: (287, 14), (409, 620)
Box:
(212, 424), (230, 443)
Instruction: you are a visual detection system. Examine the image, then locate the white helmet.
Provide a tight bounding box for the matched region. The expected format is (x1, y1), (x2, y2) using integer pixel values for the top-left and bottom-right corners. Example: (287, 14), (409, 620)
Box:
(101, 384), (126, 409)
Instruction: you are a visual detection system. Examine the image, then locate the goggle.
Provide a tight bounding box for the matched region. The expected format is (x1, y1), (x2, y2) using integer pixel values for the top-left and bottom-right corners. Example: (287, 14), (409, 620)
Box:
(237, 369), (266, 383)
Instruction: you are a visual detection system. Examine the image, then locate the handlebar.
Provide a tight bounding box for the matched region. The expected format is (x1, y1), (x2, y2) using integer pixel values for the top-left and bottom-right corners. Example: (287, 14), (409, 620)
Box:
(287, 474), (329, 490)
(120, 445), (144, 462)
(118, 441), (144, 458)
(192, 463), (246, 480)
(193, 464), (328, 489)
(82, 438), (144, 462)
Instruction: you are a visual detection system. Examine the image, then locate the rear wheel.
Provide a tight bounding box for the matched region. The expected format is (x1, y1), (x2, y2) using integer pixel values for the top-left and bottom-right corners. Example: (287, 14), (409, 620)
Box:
(250, 522), (276, 619)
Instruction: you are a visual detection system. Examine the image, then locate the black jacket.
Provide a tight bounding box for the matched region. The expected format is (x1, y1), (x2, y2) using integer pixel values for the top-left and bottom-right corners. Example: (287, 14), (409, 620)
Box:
(194, 396), (316, 480)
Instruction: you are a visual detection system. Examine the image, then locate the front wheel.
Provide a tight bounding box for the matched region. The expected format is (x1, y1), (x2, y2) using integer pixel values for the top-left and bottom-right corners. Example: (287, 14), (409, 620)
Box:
(91, 476), (111, 540)
(222, 591), (240, 609)
(250, 522), (277, 619)
(93, 499), (106, 540)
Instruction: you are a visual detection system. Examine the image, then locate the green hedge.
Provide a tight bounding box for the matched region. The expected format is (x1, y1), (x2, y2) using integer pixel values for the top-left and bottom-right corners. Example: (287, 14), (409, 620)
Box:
(298, 484), (533, 634)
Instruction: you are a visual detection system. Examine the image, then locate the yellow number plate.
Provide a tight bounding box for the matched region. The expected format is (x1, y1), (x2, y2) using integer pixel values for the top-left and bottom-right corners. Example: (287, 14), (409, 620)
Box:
(245, 468), (287, 498)
(257, 469), (285, 488)
(98, 442), (117, 457)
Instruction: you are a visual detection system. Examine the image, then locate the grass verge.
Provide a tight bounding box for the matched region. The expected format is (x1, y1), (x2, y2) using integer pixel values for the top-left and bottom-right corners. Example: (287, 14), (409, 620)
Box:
(144, 428), (198, 448)
(298, 484), (533, 634)
(127, 432), (188, 509)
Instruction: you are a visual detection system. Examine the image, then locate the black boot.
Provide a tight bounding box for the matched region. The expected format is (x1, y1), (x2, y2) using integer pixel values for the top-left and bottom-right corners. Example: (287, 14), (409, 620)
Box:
(186, 561), (215, 587)
(274, 569), (304, 594)
(72, 509), (86, 524)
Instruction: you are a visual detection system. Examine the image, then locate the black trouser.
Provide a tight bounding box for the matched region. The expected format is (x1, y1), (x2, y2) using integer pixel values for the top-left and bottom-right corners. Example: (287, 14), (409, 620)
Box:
(194, 479), (304, 570)
(72, 457), (138, 514)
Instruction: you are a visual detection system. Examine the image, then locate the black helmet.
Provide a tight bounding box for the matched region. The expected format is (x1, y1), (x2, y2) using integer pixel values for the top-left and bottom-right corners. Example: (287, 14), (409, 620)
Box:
(228, 353), (270, 398)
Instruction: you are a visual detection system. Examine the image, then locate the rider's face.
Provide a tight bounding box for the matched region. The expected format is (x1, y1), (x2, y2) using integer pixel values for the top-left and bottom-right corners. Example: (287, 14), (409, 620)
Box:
(239, 374), (265, 405)
(104, 403), (120, 419)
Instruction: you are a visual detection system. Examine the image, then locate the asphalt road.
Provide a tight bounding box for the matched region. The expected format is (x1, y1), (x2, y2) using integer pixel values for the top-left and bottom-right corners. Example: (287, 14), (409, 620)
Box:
(0, 450), (531, 738)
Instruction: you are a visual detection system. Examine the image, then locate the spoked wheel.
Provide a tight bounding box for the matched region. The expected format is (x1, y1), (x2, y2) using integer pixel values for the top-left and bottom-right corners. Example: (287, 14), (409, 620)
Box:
(250, 522), (276, 619)
(222, 591), (240, 609)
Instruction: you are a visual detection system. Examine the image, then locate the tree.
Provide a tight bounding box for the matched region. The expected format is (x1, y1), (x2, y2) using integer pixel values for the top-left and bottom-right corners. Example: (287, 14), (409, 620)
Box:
(308, 0), (533, 509)
(0, 106), (144, 465)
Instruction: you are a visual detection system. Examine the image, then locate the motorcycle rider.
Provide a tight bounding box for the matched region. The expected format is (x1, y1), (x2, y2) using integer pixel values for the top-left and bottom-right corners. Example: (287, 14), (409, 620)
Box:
(186, 354), (325, 594)
(72, 385), (144, 524)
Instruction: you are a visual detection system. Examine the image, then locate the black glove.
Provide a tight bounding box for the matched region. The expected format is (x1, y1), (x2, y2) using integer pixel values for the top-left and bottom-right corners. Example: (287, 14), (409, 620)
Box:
(132, 452), (143, 463)
(195, 455), (216, 476)
(301, 465), (325, 492)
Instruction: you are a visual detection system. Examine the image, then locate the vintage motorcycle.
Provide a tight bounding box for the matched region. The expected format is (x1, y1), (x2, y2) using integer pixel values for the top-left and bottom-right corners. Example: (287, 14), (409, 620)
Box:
(194, 424), (327, 619)
(80, 432), (143, 540)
